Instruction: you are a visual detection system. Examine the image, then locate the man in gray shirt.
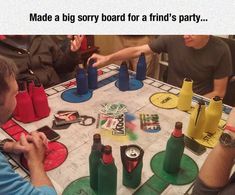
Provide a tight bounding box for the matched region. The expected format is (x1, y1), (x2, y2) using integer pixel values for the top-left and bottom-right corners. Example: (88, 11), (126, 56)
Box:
(90, 35), (232, 98)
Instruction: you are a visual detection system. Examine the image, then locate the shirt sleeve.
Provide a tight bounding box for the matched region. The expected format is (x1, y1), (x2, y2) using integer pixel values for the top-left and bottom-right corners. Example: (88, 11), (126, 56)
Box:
(213, 42), (233, 79)
(0, 153), (57, 195)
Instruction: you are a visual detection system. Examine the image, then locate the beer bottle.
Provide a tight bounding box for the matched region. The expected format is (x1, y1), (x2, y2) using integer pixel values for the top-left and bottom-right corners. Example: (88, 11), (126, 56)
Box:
(204, 96), (223, 134)
(136, 53), (147, 81)
(87, 59), (98, 89)
(76, 68), (88, 95)
(163, 122), (185, 174)
(177, 78), (193, 111)
(118, 61), (129, 91)
(89, 134), (102, 191)
(98, 145), (117, 195)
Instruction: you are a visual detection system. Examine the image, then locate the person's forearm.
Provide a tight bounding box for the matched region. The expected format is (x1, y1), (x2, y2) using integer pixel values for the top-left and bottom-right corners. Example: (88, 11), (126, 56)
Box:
(107, 45), (151, 64)
(204, 90), (225, 99)
(28, 161), (54, 188)
(199, 144), (235, 188)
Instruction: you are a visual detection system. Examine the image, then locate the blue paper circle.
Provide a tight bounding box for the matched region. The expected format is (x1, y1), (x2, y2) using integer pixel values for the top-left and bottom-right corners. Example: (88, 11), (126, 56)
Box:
(61, 88), (92, 103)
(115, 78), (143, 91)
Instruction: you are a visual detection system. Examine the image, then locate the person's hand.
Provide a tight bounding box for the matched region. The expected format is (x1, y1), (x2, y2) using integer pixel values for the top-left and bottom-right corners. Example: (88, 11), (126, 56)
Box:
(88, 53), (110, 67)
(68, 35), (84, 52)
(20, 132), (47, 167)
(28, 131), (48, 148)
(3, 131), (48, 154)
(3, 139), (28, 154)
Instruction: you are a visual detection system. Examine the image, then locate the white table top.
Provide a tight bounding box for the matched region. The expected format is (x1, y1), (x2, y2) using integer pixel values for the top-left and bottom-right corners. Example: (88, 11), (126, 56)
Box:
(0, 64), (231, 195)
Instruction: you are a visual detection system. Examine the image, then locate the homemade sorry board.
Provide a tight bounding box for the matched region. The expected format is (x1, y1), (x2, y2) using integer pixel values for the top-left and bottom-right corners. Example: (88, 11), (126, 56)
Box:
(0, 64), (232, 195)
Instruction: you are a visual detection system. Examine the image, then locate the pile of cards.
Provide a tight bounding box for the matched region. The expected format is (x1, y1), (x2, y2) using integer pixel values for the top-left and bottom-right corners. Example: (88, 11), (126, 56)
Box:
(140, 113), (161, 133)
(97, 103), (127, 135)
(99, 103), (128, 117)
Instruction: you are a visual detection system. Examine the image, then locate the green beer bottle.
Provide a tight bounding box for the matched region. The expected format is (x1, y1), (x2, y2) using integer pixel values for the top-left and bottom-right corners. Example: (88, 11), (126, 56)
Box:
(163, 122), (185, 174)
(89, 134), (102, 191)
(98, 145), (117, 195)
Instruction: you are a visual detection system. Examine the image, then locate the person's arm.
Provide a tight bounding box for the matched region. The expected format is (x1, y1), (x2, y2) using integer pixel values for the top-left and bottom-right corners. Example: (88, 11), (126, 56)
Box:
(0, 132), (56, 194)
(90, 44), (153, 67)
(51, 35), (83, 73)
(204, 77), (229, 98)
(193, 108), (235, 194)
(20, 132), (54, 187)
(198, 144), (235, 188)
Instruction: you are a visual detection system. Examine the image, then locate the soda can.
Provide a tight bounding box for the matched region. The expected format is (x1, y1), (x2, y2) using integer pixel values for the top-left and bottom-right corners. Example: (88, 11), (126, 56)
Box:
(120, 145), (144, 188)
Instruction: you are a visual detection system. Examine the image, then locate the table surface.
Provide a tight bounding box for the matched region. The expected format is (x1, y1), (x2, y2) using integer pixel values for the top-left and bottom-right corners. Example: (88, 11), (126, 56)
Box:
(0, 64), (232, 195)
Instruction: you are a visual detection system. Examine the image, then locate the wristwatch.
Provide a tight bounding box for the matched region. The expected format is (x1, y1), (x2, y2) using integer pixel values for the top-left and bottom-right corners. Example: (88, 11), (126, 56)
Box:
(219, 122), (235, 147)
(0, 138), (14, 152)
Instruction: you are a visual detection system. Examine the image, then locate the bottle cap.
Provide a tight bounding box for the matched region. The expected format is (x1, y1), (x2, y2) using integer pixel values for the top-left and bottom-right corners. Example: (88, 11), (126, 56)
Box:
(93, 134), (101, 143)
(103, 145), (112, 154)
(102, 145), (113, 164)
(172, 122), (183, 137)
(184, 78), (192, 82)
(213, 96), (221, 101)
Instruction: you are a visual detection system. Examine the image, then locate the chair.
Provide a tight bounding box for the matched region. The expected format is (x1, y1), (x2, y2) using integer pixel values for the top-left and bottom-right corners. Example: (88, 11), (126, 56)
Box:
(220, 37), (235, 106)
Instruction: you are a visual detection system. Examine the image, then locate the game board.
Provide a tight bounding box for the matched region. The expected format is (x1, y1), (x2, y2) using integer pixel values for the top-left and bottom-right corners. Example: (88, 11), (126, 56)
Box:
(0, 64), (231, 195)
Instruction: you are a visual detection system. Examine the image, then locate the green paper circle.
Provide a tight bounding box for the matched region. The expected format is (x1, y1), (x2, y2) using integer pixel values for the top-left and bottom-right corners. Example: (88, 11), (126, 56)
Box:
(150, 151), (198, 185)
(62, 176), (96, 195)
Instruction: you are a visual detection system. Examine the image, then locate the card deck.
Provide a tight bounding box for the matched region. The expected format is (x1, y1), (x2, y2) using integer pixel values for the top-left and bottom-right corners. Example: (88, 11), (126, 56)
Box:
(97, 113), (126, 135)
(140, 113), (161, 132)
(54, 111), (80, 126)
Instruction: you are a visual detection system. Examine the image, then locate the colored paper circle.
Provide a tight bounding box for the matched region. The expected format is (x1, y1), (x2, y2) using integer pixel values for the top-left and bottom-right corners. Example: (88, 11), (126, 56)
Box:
(194, 128), (223, 148)
(150, 92), (178, 109)
(61, 88), (93, 103)
(62, 176), (96, 195)
(150, 151), (198, 185)
(21, 141), (68, 171)
(115, 78), (144, 91)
